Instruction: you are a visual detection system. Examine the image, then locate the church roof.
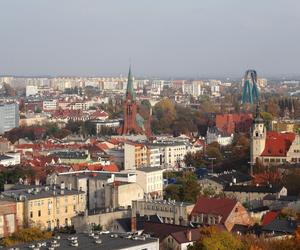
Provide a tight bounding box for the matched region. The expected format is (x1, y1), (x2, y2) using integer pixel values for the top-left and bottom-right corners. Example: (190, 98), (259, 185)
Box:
(126, 66), (136, 100)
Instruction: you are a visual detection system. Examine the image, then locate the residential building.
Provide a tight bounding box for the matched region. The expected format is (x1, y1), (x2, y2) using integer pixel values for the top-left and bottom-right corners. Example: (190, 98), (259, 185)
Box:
(190, 197), (252, 231)
(43, 100), (57, 111)
(0, 102), (19, 134)
(163, 228), (201, 250)
(124, 142), (148, 170)
(223, 185), (287, 208)
(2, 184), (86, 230)
(206, 127), (233, 146)
(132, 199), (195, 226)
(47, 171), (137, 211)
(135, 167), (164, 198)
(198, 170), (251, 194)
(26, 85), (38, 96)
(271, 120), (295, 133)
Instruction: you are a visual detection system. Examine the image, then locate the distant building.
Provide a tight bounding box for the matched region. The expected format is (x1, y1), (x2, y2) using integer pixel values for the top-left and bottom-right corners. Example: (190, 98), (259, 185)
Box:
(26, 85), (38, 97)
(0, 103), (19, 134)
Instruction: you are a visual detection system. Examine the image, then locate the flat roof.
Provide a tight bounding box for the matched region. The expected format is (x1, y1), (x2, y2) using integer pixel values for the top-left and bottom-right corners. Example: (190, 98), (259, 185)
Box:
(136, 167), (164, 173)
(11, 232), (158, 250)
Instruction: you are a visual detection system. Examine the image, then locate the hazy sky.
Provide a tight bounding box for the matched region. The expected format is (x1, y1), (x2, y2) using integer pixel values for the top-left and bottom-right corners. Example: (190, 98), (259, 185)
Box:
(0, 0), (300, 78)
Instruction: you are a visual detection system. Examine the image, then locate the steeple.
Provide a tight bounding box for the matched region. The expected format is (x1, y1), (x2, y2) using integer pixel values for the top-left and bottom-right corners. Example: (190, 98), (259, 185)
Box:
(254, 102), (263, 124)
(126, 66), (136, 100)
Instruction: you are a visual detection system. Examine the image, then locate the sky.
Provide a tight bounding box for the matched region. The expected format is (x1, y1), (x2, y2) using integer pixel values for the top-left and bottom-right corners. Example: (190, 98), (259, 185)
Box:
(0, 0), (300, 78)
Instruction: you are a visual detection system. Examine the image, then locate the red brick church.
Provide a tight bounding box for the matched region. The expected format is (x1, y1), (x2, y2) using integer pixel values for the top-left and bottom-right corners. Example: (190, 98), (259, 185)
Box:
(118, 67), (151, 137)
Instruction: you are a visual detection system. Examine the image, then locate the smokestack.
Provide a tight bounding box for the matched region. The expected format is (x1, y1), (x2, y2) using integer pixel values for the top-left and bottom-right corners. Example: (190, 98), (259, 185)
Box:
(131, 216), (137, 233)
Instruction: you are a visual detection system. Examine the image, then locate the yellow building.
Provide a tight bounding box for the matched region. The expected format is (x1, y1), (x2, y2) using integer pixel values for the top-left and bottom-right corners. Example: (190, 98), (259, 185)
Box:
(3, 184), (86, 230)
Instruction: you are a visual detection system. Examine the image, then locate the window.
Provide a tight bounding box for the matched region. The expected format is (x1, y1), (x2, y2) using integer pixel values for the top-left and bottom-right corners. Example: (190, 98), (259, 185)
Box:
(38, 210), (41, 217)
(30, 211), (33, 218)
(65, 206), (68, 213)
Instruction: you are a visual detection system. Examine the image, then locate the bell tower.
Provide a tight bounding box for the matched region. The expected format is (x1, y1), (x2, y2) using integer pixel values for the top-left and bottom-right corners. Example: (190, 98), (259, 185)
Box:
(250, 104), (266, 163)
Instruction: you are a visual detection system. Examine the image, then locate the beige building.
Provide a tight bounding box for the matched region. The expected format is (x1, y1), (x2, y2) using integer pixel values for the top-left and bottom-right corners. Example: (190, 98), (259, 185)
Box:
(132, 199), (194, 226)
(2, 184), (86, 230)
(135, 167), (164, 198)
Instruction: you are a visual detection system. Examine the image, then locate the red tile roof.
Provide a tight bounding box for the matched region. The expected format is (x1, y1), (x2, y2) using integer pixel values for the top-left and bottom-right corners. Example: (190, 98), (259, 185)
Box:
(262, 211), (279, 226)
(191, 197), (238, 223)
(90, 110), (109, 120)
(261, 132), (295, 157)
(216, 113), (253, 134)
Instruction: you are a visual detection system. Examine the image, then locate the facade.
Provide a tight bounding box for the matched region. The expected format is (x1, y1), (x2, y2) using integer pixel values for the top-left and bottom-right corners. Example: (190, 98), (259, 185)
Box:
(206, 127), (233, 146)
(0, 199), (17, 238)
(132, 199), (194, 226)
(223, 185), (287, 208)
(43, 100), (57, 111)
(124, 142), (148, 170)
(190, 197), (252, 232)
(135, 167), (164, 198)
(0, 103), (19, 134)
(47, 171), (137, 211)
(2, 184), (86, 230)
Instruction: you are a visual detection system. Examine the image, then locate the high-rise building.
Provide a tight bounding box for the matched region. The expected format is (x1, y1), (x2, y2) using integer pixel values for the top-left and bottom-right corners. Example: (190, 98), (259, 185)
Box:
(0, 103), (19, 134)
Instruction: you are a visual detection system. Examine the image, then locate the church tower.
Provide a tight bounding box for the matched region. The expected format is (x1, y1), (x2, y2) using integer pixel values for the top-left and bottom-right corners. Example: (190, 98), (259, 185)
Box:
(250, 104), (266, 163)
(119, 67), (151, 136)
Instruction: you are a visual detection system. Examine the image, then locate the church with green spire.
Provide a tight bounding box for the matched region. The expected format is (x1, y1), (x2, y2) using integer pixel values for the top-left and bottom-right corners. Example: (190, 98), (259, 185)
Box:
(118, 67), (151, 137)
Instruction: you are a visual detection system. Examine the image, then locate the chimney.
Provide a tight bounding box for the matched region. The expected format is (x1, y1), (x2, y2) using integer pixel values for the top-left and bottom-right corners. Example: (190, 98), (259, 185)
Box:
(186, 229), (192, 242)
(131, 216), (137, 233)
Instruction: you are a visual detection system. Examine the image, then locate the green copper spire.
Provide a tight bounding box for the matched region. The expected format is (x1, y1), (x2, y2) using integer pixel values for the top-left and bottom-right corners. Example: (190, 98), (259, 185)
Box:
(126, 66), (136, 100)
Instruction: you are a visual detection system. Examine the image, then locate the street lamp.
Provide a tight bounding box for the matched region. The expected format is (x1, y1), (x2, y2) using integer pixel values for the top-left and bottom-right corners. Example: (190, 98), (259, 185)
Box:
(208, 157), (216, 174)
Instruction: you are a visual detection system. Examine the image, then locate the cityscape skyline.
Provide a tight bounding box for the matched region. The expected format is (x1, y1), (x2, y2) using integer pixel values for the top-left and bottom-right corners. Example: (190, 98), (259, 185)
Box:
(1, 0), (300, 78)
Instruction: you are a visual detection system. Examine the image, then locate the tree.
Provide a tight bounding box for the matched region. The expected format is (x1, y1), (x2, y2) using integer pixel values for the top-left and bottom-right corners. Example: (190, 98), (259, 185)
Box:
(282, 169), (300, 196)
(2, 83), (16, 97)
(188, 226), (242, 250)
(165, 184), (181, 201)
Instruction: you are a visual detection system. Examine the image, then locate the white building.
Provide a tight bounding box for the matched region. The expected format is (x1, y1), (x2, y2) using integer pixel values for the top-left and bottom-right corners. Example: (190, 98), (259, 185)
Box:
(43, 100), (57, 111)
(206, 127), (233, 146)
(26, 85), (38, 97)
(135, 167), (164, 198)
